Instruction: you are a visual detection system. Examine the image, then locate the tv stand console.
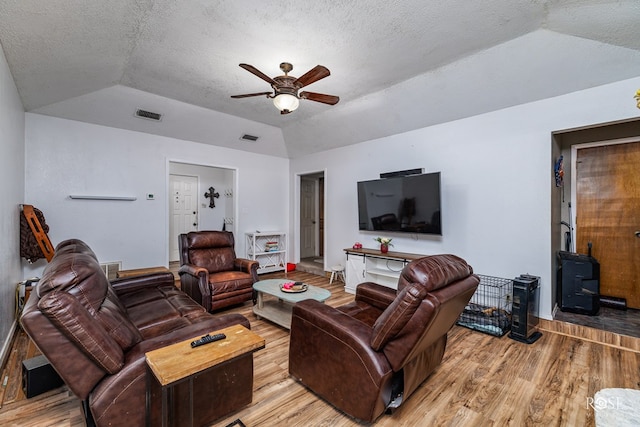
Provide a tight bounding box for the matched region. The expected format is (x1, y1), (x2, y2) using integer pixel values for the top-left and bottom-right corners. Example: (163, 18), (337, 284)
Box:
(343, 248), (426, 293)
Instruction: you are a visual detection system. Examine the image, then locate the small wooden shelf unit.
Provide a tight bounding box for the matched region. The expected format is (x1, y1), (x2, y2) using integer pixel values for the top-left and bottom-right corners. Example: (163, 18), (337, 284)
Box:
(246, 231), (287, 274)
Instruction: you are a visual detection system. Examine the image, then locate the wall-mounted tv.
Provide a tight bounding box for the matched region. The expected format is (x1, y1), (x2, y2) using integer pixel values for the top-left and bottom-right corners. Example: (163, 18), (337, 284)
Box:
(357, 172), (442, 235)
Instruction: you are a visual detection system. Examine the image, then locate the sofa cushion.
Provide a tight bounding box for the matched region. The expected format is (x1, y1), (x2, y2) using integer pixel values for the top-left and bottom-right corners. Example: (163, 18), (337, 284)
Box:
(208, 271), (254, 293)
(118, 284), (210, 339)
(370, 284), (427, 351)
(337, 301), (385, 327)
(39, 291), (124, 374)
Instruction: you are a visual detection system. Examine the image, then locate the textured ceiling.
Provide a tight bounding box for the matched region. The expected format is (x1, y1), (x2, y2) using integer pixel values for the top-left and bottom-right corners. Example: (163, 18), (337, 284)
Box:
(1, 0), (639, 158)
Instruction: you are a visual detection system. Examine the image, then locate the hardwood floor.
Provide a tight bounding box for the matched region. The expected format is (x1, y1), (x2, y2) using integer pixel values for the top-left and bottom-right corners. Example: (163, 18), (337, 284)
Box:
(1, 270), (639, 426)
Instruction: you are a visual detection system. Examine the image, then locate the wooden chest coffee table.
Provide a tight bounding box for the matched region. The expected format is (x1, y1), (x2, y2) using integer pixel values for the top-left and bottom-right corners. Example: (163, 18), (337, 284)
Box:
(252, 279), (331, 329)
(145, 324), (265, 427)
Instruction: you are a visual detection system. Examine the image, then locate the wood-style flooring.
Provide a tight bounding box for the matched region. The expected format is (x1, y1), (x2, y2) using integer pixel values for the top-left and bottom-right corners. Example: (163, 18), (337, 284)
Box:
(1, 270), (639, 426)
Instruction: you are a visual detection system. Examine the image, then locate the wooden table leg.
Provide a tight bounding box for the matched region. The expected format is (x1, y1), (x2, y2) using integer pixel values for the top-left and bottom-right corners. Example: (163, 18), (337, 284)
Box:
(256, 291), (263, 319)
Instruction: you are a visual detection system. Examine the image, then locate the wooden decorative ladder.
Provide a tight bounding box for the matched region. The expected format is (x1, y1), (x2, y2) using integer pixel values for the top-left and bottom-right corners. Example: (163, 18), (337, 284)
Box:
(21, 204), (55, 262)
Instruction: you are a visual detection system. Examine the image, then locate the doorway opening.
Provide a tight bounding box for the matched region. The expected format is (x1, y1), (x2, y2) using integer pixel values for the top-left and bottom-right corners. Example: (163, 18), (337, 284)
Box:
(168, 161), (236, 263)
(297, 171), (325, 276)
(551, 117), (640, 339)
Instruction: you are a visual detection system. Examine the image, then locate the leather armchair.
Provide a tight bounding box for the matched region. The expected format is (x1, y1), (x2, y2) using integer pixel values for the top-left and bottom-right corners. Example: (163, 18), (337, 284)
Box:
(179, 231), (258, 312)
(288, 254), (479, 423)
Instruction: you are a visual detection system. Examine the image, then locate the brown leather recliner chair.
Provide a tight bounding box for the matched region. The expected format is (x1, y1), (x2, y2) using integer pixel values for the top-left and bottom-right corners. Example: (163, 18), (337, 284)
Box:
(179, 231), (259, 312)
(288, 254), (479, 423)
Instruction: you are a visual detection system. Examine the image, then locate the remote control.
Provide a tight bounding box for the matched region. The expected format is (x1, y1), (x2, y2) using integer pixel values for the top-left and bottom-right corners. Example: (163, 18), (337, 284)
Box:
(190, 333), (226, 348)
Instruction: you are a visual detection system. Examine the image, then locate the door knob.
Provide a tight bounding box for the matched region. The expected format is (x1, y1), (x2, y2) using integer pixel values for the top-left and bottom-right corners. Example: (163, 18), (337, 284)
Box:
(635, 231), (640, 238)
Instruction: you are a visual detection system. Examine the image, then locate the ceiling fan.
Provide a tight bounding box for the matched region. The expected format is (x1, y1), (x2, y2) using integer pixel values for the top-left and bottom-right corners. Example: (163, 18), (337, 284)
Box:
(231, 62), (340, 114)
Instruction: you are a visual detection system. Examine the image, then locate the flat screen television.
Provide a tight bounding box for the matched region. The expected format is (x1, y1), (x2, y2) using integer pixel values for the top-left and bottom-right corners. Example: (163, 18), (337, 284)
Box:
(357, 172), (442, 235)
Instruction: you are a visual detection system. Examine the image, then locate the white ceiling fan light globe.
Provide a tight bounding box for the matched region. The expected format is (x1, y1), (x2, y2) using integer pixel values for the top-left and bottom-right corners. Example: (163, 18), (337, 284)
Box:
(273, 93), (299, 112)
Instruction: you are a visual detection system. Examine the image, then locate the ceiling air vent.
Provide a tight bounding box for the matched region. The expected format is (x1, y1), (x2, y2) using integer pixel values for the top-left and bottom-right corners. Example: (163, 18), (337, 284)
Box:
(240, 134), (259, 142)
(134, 109), (162, 122)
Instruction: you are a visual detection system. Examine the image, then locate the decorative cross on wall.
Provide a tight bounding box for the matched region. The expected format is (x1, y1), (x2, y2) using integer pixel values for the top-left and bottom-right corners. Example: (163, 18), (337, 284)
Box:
(204, 187), (220, 208)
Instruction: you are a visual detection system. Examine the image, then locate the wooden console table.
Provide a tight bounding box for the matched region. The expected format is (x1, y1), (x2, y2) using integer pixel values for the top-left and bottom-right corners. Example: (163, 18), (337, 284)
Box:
(343, 248), (426, 293)
(145, 324), (265, 427)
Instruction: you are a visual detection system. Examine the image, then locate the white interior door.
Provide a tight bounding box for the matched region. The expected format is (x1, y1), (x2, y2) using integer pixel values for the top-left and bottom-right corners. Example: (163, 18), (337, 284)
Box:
(169, 174), (198, 261)
(300, 177), (317, 259)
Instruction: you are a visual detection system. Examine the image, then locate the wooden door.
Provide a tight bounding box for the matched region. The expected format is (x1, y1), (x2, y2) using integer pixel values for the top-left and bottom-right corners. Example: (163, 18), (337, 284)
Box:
(576, 142), (640, 308)
(169, 174), (198, 262)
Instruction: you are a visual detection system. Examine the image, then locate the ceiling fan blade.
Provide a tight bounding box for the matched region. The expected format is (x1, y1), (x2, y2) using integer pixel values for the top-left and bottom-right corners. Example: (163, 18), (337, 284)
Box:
(230, 91), (272, 99)
(239, 63), (276, 85)
(294, 65), (330, 88)
(299, 91), (340, 105)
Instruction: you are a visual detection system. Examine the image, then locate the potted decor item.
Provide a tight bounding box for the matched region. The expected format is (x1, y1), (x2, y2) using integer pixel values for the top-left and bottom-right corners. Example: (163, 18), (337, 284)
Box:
(374, 237), (393, 253)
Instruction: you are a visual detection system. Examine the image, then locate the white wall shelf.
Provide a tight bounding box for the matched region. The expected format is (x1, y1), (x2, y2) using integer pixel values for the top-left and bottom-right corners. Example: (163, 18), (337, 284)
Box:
(69, 195), (137, 201)
(246, 231), (287, 274)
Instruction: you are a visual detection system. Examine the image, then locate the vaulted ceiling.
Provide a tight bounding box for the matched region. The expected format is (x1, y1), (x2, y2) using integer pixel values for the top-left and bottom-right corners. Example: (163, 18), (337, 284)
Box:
(1, 1), (639, 158)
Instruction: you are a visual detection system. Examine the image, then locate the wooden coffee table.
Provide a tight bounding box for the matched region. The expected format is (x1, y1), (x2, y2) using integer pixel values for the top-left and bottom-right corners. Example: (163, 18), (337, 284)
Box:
(145, 324), (265, 427)
(253, 279), (331, 329)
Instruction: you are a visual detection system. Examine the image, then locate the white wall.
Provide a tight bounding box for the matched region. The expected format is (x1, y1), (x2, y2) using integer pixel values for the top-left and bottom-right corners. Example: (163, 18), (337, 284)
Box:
(290, 76), (640, 320)
(0, 44), (25, 358)
(24, 114), (289, 276)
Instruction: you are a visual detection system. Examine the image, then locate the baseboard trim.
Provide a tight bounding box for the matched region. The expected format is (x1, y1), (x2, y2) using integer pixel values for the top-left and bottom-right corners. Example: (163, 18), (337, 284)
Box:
(0, 319), (18, 375)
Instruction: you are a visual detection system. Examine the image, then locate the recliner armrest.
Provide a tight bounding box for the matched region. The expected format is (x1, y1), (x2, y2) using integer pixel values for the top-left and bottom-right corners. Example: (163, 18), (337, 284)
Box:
(355, 282), (397, 310)
(178, 264), (212, 308)
(234, 258), (259, 281)
(111, 271), (176, 295)
(178, 264), (208, 278)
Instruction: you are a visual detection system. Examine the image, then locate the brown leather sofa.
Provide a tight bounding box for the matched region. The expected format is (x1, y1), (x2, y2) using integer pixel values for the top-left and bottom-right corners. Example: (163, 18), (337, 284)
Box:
(288, 254), (479, 422)
(21, 239), (253, 427)
(178, 231), (258, 312)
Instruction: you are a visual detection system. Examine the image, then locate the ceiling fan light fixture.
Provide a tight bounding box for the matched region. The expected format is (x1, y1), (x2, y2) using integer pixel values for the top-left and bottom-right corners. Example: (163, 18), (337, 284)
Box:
(232, 62), (338, 114)
(273, 93), (299, 113)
